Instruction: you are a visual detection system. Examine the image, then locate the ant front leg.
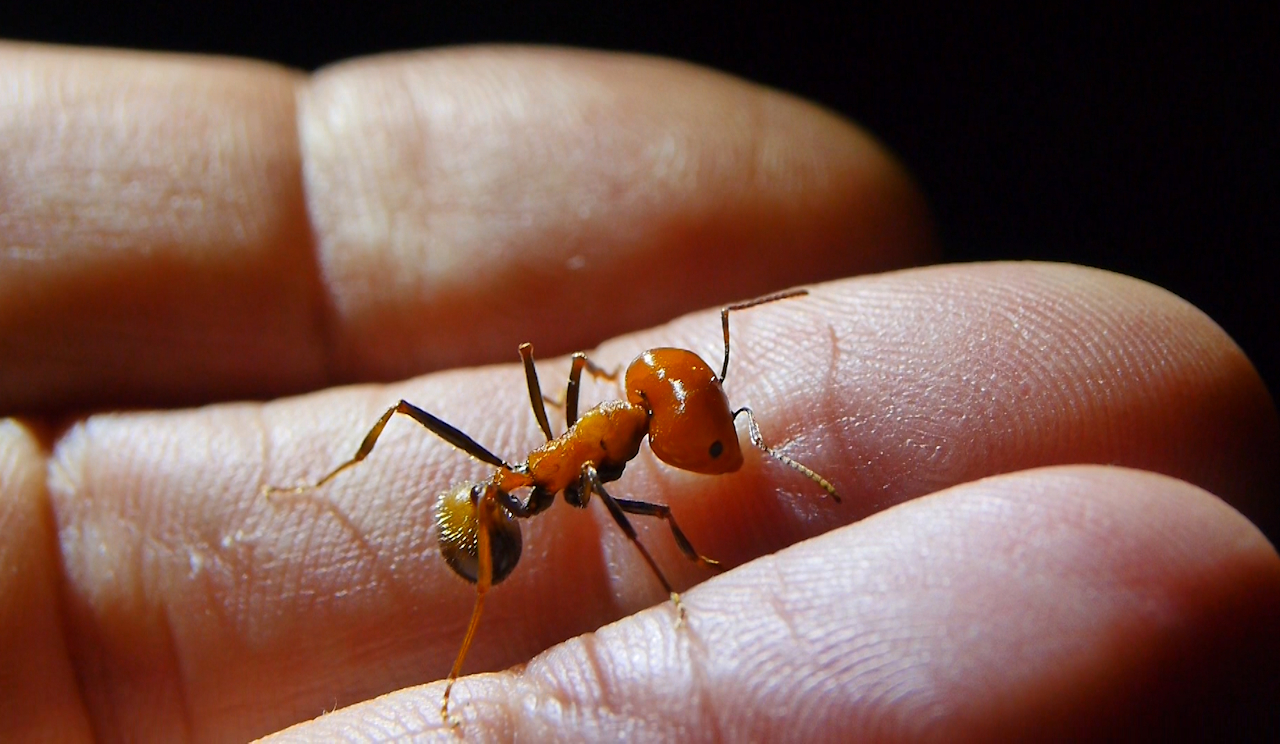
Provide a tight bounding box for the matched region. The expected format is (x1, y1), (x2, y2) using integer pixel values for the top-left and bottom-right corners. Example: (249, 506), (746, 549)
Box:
(581, 464), (719, 624)
(519, 343), (555, 441)
(263, 400), (513, 498)
(580, 464), (677, 598)
(521, 346), (618, 430)
(610, 497), (721, 572)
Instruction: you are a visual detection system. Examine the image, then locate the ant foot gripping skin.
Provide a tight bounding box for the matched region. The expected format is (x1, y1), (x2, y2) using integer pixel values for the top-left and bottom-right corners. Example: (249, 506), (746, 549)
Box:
(263, 289), (840, 723)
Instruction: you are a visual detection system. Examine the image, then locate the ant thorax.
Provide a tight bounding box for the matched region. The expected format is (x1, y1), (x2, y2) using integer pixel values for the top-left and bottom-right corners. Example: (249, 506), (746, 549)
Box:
(517, 400), (648, 493)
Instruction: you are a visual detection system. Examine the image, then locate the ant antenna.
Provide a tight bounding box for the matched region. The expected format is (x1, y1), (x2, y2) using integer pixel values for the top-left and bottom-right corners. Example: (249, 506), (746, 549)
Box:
(734, 407), (840, 502)
(719, 289), (809, 383)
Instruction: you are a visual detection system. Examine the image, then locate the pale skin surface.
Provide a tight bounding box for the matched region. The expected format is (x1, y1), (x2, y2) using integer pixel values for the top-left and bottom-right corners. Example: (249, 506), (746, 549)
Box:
(0, 42), (1277, 743)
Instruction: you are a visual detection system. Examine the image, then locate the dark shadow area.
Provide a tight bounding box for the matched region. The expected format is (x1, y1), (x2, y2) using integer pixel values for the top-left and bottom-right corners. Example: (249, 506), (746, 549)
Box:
(5, 4), (1274, 404)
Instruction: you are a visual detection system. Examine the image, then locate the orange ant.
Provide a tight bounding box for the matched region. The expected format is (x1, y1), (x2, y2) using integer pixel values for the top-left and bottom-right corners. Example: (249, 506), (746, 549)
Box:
(264, 289), (839, 723)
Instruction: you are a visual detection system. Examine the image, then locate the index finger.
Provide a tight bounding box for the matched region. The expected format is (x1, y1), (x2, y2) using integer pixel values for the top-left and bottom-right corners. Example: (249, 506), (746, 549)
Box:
(0, 44), (933, 412)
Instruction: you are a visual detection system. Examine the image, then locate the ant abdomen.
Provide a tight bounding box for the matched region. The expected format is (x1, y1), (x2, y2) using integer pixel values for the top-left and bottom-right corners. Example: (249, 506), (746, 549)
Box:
(626, 349), (744, 474)
(435, 482), (523, 584)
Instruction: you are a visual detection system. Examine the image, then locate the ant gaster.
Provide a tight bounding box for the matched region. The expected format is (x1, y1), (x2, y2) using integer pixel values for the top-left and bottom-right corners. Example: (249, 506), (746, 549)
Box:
(264, 289), (840, 723)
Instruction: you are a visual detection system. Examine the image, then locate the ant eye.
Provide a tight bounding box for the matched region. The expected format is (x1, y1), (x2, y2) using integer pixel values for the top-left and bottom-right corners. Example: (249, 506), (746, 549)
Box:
(709, 440), (724, 459)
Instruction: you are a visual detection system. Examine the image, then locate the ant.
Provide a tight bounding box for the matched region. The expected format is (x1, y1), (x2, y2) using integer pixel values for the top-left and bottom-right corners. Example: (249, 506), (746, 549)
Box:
(264, 288), (840, 723)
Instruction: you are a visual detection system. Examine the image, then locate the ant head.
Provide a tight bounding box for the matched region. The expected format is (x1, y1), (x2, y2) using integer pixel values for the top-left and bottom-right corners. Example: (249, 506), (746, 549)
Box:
(435, 482), (523, 585)
(625, 349), (745, 475)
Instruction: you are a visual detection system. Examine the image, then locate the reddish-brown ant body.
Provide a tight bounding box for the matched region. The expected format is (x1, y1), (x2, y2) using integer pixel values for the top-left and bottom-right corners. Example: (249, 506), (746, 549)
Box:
(265, 289), (839, 722)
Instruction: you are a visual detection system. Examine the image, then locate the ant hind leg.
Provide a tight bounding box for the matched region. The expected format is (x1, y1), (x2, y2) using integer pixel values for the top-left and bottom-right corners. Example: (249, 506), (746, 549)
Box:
(441, 484), (499, 726)
(262, 400), (513, 499)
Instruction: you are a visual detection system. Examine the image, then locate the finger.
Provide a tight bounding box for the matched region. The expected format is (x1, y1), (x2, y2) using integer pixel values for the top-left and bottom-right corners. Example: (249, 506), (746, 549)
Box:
(300, 47), (931, 384)
(44, 263), (1276, 740)
(264, 466), (1280, 741)
(0, 43), (932, 412)
(0, 421), (93, 740)
(0, 43), (319, 412)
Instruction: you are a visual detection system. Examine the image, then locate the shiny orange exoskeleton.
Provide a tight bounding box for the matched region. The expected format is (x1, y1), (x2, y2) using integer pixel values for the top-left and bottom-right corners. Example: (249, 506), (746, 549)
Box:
(264, 289), (840, 723)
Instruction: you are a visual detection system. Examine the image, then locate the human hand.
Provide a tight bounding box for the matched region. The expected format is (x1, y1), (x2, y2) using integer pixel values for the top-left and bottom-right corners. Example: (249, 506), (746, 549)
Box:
(1, 43), (1276, 742)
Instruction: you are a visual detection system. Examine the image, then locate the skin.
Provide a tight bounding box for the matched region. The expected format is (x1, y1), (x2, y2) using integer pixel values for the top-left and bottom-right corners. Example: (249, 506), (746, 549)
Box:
(0, 42), (1276, 743)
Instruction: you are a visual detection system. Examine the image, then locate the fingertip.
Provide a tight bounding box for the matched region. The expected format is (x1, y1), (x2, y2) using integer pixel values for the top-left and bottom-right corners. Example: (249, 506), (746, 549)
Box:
(733, 264), (1278, 536)
(258, 465), (1280, 740)
(469, 466), (1280, 740)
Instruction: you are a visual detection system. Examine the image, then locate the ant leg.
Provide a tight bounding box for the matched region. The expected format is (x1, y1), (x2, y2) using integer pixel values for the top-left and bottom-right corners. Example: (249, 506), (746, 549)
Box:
(611, 497), (721, 571)
(581, 355), (621, 382)
(564, 353), (621, 427)
(580, 464), (679, 602)
(263, 400), (513, 497)
(441, 484), (498, 725)
(718, 288), (809, 383)
(496, 484), (555, 518)
(565, 353), (586, 427)
(733, 407), (841, 502)
(523, 346), (617, 430)
(519, 343), (555, 441)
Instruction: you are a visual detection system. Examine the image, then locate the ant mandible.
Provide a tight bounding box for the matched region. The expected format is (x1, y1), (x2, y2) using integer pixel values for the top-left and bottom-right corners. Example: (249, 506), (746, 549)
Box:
(263, 288), (840, 723)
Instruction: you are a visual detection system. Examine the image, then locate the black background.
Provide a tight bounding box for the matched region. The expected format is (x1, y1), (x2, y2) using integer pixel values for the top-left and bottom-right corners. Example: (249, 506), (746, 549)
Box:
(5, 4), (1277, 402)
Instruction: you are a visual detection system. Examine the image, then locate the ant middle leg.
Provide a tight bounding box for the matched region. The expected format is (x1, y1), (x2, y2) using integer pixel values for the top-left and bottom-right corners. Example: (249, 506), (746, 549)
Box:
(263, 400), (513, 497)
